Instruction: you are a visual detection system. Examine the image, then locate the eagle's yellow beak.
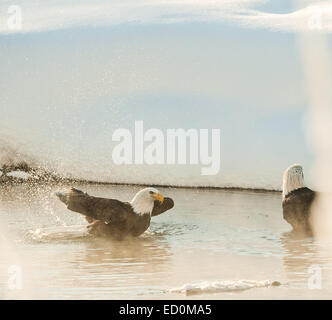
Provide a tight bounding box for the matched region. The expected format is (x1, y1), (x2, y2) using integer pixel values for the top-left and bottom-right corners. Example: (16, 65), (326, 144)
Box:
(152, 192), (164, 203)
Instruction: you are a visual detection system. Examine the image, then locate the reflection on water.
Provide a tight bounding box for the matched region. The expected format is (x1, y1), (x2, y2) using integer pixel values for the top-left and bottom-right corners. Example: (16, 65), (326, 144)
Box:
(1, 183), (332, 299)
(281, 232), (317, 282)
(62, 236), (173, 298)
(281, 231), (332, 289)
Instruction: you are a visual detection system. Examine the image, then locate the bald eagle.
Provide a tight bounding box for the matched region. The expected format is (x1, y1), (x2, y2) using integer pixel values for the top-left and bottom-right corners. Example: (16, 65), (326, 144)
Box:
(56, 187), (174, 238)
(282, 164), (316, 234)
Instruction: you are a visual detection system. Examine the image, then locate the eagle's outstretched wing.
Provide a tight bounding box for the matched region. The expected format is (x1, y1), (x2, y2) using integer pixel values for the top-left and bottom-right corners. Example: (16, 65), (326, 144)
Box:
(152, 197), (174, 217)
(56, 188), (133, 225)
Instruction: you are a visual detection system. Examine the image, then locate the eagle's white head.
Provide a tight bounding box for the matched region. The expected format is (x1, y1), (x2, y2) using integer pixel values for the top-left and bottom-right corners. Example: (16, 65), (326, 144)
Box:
(282, 164), (305, 199)
(130, 187), (164, 215)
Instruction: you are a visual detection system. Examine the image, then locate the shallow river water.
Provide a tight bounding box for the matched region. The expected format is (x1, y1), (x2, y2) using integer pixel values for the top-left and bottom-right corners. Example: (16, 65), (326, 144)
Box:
(1, 183), (332, 299)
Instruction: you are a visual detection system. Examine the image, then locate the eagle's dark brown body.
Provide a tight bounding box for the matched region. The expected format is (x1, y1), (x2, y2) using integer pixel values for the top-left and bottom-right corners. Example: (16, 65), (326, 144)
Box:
(57, 188), (174, 238)
(282, 187), (316, 234)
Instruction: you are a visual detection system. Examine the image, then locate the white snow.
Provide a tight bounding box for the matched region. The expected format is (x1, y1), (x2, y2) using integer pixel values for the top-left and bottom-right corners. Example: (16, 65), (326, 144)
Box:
(6, 171), (32, 180)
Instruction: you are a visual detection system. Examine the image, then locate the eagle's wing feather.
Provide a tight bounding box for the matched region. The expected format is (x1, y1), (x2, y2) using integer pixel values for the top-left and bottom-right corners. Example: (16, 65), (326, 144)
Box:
(151, 197), (174, 217)
(56, 188), (133, 224)
(282, 187), (316, 232)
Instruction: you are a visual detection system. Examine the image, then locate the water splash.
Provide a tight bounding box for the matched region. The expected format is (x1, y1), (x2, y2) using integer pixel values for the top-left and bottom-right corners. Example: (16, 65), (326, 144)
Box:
(169, 279), (281, 295)
(27, 225), (90, 242)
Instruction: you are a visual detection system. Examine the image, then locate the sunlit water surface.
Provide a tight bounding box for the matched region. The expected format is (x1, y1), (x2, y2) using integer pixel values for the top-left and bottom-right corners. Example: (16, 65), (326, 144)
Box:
(1, 183), (332, 299)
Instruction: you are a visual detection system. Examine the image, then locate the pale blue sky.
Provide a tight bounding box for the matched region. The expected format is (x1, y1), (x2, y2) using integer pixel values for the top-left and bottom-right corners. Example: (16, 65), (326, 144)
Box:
(1, 0), (327, 188)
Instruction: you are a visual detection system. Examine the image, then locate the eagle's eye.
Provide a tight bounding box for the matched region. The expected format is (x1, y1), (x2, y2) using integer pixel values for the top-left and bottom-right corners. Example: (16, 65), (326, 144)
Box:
(149, 191), (154, 195)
